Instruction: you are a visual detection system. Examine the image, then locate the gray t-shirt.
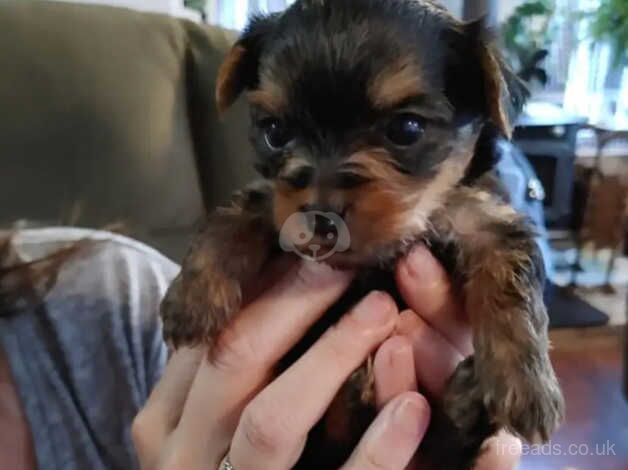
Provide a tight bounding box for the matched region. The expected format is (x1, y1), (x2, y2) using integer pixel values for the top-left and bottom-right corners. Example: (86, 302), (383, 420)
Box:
(0, 228), (178, 470)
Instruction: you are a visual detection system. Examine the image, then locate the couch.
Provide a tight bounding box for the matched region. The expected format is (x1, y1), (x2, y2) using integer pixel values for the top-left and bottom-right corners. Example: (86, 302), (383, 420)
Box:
(0, 1), (255, 261)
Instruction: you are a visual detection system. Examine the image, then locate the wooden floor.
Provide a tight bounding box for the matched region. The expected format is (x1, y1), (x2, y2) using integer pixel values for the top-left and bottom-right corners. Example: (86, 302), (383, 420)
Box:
(519, 327), (628, 470)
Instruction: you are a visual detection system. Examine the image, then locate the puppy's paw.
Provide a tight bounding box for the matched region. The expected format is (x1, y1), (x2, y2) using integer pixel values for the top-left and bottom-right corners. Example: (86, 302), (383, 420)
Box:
(443, 356), (494, 439)
(161, 269), (242, 349)
(479, 357), (564, 442)
(419, 357), (495, 470)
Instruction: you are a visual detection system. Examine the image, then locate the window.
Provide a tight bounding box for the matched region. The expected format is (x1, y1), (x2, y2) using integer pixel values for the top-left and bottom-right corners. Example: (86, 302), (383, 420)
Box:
(204, 0), (294, 30)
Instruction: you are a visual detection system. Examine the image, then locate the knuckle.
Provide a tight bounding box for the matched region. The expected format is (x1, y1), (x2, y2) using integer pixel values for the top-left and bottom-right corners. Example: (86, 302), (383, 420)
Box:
(353, 447), (389, 470)
(239, 402), (290, 456)
(364, 452), (389, 470)
(335, 304), (387, 346)
(211, 324), (260, 372)
(409, 313), (432, 339)
(131, 411), (153, 452)
(320, 323), (363, 368)
(364, 449), (389, 470)
(157, 448), (194, 470)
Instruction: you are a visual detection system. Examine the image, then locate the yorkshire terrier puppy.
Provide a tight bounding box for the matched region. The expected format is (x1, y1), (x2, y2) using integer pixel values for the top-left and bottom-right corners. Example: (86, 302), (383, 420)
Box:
(162, 1), (564, 468)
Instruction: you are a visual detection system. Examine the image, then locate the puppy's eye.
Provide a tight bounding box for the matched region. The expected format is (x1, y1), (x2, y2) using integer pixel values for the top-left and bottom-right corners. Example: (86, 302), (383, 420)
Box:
(386, 114), (424, 146)
(282, 167), (314, 189)
(261, 118), (293, 150)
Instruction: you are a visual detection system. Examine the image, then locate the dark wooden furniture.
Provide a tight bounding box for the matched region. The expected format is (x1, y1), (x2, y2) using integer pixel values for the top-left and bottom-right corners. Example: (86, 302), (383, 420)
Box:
(570, 125), (628, 289)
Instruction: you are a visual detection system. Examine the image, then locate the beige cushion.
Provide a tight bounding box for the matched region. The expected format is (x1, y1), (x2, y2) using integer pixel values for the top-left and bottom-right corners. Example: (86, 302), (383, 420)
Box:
(0, 1), (254, 260)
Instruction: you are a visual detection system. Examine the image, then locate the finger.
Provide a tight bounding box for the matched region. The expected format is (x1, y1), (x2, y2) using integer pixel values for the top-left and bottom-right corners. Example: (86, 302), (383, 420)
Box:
(135, 255), (297, 456)
(169, 261), (354, 469)
(132, 346), (204, 462)
(342, 392), (430, 470)
(230, 291), (398, 470)
(475, 431), (522, 470)
(397, 310), (464, 398)
(241, 254), (296, 306)
(396, 245), (472, 356)
(374, 336), (417, 410)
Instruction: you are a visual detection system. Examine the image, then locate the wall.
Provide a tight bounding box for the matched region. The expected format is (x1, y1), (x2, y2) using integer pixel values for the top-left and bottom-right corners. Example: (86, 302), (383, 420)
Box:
(51, 0), (524, 24)
(441, 0), (523, 24)
(48, 0), (199, 19)
(498, 0), (525, 23)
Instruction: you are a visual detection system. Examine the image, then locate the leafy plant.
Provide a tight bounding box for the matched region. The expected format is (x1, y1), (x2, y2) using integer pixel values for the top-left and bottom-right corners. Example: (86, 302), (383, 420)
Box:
(185, 0), (207, 14)
(501, 0), (555, 85)
(588, 0), (628, 66)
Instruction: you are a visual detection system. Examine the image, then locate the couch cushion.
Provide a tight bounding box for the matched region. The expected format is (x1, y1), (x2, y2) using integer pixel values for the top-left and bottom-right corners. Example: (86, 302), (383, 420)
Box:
(0, 1), (254, 260)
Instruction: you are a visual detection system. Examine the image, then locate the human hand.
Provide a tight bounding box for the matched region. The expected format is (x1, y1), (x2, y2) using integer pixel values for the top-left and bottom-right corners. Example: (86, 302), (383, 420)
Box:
(133, 248), (522, 470)
(133, 258), (423, 470)
(363, 245), (523, 469)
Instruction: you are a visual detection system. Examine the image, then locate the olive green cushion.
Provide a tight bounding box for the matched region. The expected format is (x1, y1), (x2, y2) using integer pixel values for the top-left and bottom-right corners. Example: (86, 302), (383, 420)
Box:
(0, 1), (254, 259)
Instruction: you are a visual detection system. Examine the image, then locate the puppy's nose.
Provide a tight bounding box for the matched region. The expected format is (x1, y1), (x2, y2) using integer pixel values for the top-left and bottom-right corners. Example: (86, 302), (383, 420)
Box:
(313, 213), (336, 237)
(299, 204), (344, 237)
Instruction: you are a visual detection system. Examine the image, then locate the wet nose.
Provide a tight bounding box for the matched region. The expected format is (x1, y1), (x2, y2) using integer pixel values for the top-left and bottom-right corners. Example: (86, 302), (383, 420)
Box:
(299, 205), (343, 237)
(313, 213), (336, 237)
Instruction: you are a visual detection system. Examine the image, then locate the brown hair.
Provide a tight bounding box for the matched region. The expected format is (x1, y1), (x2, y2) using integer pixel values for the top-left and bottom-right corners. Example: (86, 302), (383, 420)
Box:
(0, 234), (85, 316)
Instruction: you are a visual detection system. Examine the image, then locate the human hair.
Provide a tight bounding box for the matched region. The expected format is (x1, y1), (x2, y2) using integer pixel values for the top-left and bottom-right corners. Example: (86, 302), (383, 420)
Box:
(0, 233), (84, 316)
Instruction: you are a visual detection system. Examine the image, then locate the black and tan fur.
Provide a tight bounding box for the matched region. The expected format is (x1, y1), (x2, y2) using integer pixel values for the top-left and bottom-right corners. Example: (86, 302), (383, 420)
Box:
(162, 1), (564, 468)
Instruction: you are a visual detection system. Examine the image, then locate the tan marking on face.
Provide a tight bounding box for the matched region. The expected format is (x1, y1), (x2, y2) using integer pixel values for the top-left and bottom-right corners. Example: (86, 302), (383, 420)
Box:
(247, 73), (288, 114)
(273, 184), (319, 229)
(338, 138), (476, 262)
(270, 130), (479, 265)
(278, 157), (313, 179)
(341, 149), (426, 257)
(216, 45), (247, 114)
(368, 59), (424, 109)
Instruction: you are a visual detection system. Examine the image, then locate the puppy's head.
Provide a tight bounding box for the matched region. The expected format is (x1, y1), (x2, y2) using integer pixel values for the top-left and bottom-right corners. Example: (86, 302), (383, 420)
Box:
(216, 0), (526, 266)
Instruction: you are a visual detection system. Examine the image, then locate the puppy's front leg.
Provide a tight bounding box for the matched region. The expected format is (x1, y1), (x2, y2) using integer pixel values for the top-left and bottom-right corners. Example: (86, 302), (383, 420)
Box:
(161, 182), (276, 349)
(426, 188), (564, 466)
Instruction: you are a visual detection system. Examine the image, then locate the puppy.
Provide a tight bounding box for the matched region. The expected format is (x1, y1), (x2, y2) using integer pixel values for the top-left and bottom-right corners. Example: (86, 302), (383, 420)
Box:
(162, 1), (564, 468)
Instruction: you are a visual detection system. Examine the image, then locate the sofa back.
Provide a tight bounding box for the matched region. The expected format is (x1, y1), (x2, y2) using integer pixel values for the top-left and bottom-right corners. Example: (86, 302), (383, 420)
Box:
(0, 1), (255, 260)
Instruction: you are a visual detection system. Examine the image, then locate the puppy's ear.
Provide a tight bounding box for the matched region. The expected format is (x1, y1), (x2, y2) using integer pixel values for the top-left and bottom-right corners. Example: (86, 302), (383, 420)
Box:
(216, 14), (278, 114)
(445, 19), (528, 138)
(475, 37), (528, 138)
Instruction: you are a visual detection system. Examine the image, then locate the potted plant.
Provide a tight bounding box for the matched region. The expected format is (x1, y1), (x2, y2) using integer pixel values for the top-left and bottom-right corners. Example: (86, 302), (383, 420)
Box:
(587, 0), (628, 67)
(501, 0), (555, 87)
(185, 0), (206, 16)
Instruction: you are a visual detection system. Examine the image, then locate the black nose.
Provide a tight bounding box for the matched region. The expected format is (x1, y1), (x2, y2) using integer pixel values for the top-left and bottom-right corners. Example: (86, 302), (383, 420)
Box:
(314, 213), (336, 237)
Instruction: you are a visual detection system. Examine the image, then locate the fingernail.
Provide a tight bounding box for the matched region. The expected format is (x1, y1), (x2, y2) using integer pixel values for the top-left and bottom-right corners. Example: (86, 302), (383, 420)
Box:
(392, 395), (430, 438)
(406, 245), (439, 280)
(354, 291), (394, 325)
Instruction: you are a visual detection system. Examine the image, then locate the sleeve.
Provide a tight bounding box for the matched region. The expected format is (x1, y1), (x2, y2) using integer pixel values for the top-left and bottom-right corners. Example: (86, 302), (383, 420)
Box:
(2, 229), (181, 470)
(48, 235), (180, 400)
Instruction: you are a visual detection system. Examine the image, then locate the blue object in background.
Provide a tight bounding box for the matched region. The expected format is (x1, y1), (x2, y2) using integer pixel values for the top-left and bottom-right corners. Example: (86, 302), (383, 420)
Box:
(496, 140), (555, 281)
